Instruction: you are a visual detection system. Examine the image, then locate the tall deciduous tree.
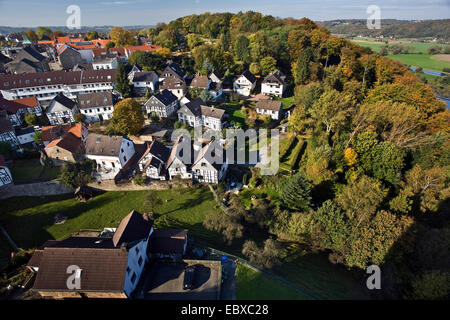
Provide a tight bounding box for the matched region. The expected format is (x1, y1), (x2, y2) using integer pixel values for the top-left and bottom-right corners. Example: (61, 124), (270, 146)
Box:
(112, 98), (144, 136)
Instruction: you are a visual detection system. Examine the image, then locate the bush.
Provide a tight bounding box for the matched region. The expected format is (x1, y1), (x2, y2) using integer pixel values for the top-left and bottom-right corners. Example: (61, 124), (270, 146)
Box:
(58, 159), (96, 188)
(288, 140), (305, 169)
(279, 135), (297, 161)
(133, 174), (146, 186)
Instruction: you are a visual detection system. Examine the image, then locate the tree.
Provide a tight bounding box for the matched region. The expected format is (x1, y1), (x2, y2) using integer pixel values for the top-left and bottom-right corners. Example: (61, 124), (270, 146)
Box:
(106, 41), (115, 49)
(409, 271), (450, 300)
(156, 47), (172, 59)
(74, 113), (86, 124)
(87, 30), (99, 40)
(234, 35), (250, 63)
(0, 141), (12, 155)
(379, 45), (388, 56)
(293, 49), (312, 85)
(36, 26), (52, 40)
(115, 62), (133, 98)
(249, 62), (261, 75)
(58, 160), (96, 188)
(199, 89), (214, 104)
(24, 30), (38, 42)
(33, 131), (42, 145)
(313, 200), (349, 251)
(112, 98), (144, 136)
(242, 238), (281, 269)
(144, 190), (163, 214)
(336, 175), (386, 227)
(24, 113), (38, 126)
(427, 45), (442, 55)
(110, 26), (135, 46)
(280, 173), (312, 211)
(260, 56), (277, 76)
(293, 82), (323, 111)
(203, 210), (244, 245)
(186, 33), (203, 50)
(371, 141), (406, 185)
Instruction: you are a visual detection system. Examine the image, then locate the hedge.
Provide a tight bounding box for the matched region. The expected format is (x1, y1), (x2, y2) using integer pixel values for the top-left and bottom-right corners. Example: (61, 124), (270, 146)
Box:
(289, 140), (306, 170)
(279, 135), (297, 161)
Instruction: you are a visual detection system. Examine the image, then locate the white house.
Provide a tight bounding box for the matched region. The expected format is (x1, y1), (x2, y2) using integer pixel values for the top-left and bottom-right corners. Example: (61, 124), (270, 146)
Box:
(0, 69), (116, 103)
(177, 98), (225, 131)
(261, 70), (286, 98)
(15, 127), (35, 146)
(45, 93), (79, 125)
(143, 89), (178, 119)
(138, 140), (171, 180)
(0, 155), (13, 187)
(85, 134), (135, 180)
(166, 135), (192, 180)
(191, 140), (228, 184)
(233, 70), (257, 96)
(0, 110), (19, 148)
(131, 71), (158, 93)
(77, 92), (114, 123)
(92, 56), (118, 70)
(255, 99), (283, 121)
(0, 96), (42, 127)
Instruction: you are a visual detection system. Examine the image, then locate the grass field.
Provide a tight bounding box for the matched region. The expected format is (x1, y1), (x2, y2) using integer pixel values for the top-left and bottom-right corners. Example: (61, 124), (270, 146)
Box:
(10, 159), (60, 184)
(352, 40), (450, 72)
(236, 263), (311, 300)
(219, 103), (246, 128)
(0, 187), (371, 299)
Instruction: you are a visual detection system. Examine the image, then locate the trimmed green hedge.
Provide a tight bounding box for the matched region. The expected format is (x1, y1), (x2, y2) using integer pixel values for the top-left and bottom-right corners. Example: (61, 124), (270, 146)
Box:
(289, 140), (306, 170)
(280, 135), (297, 161)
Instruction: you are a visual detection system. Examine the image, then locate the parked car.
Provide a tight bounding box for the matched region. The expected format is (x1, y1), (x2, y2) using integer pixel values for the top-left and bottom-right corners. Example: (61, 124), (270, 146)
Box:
(183, 265), (196, 290)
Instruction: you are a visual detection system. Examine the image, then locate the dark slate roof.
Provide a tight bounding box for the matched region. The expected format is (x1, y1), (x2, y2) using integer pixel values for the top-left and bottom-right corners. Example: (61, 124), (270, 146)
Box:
(14, 126), (35, 136)
(262, 70), (286, 85)
(209, 70), (222, 81)
(0, 110), (14, 134)
(113, 210), (153, 247)
(165, 62), (185, 79)
(241, 70), (257, 84)
(139, 140), (171, 164)
(52, 93), (77, 110)
(148, 229), (187, 255)
(132, 71), (156, 82)
(152, 89), (177, 106)
(0, 52), (12, 64)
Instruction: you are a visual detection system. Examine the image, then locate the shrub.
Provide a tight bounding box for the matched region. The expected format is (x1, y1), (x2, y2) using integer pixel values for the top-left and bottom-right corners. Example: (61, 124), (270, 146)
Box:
(133, 174), (146, 186)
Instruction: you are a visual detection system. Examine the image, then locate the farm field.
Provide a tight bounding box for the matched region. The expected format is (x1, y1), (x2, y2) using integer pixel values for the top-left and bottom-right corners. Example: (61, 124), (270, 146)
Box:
(352, 39), (450, 72)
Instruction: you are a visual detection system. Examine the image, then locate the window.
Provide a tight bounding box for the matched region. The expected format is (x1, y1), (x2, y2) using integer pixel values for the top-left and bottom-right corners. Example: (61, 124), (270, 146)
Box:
(126, 266), (131, 274)
(138, 256), (143, 266)
(123, 156), (127, 163)
(131, 273), (136, 283)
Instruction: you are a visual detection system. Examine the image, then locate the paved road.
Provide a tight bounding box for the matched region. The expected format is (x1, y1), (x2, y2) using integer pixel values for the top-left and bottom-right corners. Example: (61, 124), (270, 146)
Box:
(0, 181), (73, 200)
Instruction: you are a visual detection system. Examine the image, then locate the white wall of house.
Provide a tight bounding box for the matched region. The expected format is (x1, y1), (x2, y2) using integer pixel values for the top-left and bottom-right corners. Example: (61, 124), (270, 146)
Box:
(0, 166), (13, 187)
(0, 131), (19, 148)
(78, 50), (94, 63)
(92, 59), (118, 70)
(261, 83), (284, 97)
(192, 159), (227, 184)
(118, 138), (135, 168)
(133, 74), (158, 92)
(46, 105), (79, 125)
(233, 76), (255, 96)
(80, 105), (114, 123)
(256, 108), (280, 120)
(123, 227), (153, 298)
(167, 156), (191, 180)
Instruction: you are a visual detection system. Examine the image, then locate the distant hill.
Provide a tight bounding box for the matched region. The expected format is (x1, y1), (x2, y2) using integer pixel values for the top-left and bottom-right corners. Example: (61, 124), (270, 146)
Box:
(318, 19), (450, 41)
(0, 25), (153, 35)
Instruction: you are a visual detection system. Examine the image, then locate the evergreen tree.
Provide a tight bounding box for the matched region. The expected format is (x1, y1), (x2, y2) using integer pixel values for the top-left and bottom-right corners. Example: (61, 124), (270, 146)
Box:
(115, 62), (133, 98)
(280, 173), (312, 211)
(294, 47), (313, 85)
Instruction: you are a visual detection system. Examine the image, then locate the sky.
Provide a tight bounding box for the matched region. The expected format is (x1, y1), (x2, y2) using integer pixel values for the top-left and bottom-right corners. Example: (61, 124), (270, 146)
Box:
(0, 0), (449, 27)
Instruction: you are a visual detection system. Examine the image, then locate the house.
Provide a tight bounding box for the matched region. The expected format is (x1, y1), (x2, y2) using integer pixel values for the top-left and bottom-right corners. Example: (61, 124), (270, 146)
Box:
(160, 62), (186, 80)
(159, 76), (186, 100)
(0, 155), (13, 187)
(127, 65), (141, 82)
(45, 93), (79, 125)
(0, 111), (19, 148)
(148, 229), (188, 260)
(44, 131), (85, 165)
(261, 70), (286, 98)
(85, 134), (135, 180)
(233, 70), (257, 96)
(92, 55), (118, 70)
(0, 96), (42, 127)
(138, 140), (171, 180)
(143, 89), (178, 119)
(0, 69), (116, 102)
(209, 70), (222, 84)
(77, 91), (114, 123)
(14, 127), (35, 146)
(177, 98), (225, 130)
(5, 46), (50, 74)
(0, 52), (12, 74)
(255, 99), (283, 121)
(208, 81), (223, 100)
(166, 135), (192, 180)
(27, 210), (154, 299)
(190, 73), (211, 90)
(191, 140), (228, 184)
(41, 123), (88, 147)
(57, 45), (83, 70)
(131, 71), (159, 94)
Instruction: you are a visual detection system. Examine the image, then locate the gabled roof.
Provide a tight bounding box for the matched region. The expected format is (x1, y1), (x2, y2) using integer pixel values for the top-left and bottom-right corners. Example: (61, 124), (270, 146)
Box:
(0, 110), (14, 134)
(193, 140), (224, 171)
(41, 123), (84, 143)
(113, 210), (153, 247)
(49, 93), (77, 110)
(148, 89), (177, 107)
(139, 140), (170, 164)
(190, 74), (210, 88)
(160, 76), (186, 91)
(255, 99), (283, 112)
(180, 98), (224, 120)
(163, 62), (185, 79)
(85, 134), (124, 157)
(262, 70), (286, 85)
(77, 91), (113, 109)
(200, 105), (225, 120)
(240, 70), (257, 84)
(166, 135), (189, 170)
(132, 71), (156, 83)
(148, 229), (188, 255)
(32, 247), (129, 292)
(45, 132), (82, 154)
(209, 70), (222, 81)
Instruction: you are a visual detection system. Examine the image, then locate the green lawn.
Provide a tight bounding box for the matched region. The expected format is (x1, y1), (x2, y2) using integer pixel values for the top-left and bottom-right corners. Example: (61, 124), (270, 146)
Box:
(219, 104), (246, 128)
(352, 40), (450, 72)
(236, 263), (311, 300)
(10, 159), (60, 183)
(0, 187), (222, 253)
